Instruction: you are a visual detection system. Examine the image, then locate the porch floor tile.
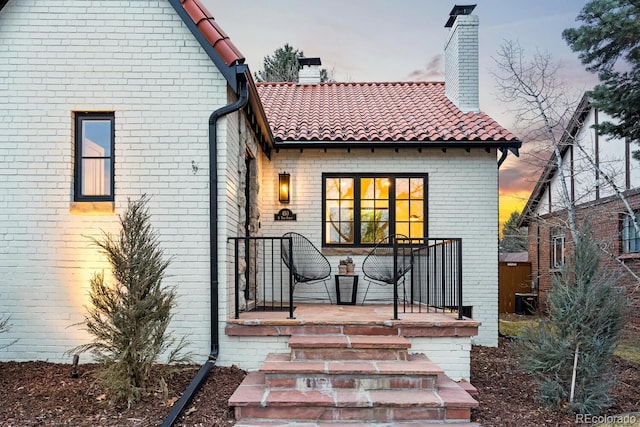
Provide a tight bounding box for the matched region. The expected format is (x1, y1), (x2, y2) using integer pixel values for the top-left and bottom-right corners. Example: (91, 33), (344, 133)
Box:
(226, 303), (479, 338)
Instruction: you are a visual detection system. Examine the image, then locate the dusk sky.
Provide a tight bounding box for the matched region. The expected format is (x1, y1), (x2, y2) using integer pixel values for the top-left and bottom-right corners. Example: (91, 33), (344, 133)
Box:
(200, 0), (600, 227)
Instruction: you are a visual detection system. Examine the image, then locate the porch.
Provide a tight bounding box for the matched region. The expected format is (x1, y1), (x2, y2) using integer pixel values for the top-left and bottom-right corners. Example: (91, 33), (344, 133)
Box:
(228, 235), (468, 321)
(224, 235), (476, 380)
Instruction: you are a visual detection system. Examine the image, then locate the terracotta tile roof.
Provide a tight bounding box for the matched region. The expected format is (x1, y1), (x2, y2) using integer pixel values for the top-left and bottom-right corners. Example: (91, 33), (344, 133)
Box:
(256, 81), (519, 144)
(179, 0), (244, 66)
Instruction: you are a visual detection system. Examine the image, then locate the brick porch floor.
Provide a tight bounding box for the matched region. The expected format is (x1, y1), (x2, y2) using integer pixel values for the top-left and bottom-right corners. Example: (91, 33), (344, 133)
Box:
(226, 303), (479, 338)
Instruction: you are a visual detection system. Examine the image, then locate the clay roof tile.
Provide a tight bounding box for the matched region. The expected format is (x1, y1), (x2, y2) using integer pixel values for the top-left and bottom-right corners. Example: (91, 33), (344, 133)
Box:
(256, 81), (518, 145)
(180, 0), (244, 66)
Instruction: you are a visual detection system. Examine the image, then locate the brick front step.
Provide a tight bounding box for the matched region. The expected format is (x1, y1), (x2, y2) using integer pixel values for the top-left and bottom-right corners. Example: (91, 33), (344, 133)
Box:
(234, 405), (473, 423)
(261, 353), (443, 391)
(229, 330), (478, 425)
(230, 371), (478, 423)
(225, 323), (479, 338)
(288, 335), (411, 361)
(235, 423), (481, 427)
(289, 335), (412, 350)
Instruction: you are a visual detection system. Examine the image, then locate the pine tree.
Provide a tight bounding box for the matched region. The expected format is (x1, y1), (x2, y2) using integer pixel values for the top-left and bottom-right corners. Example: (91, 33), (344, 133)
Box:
(500, 211), (528, 252)
(70, 196), (190, 405)
(563, 0), (640, 150)
(255, 43), (333, 82)
(516, 224), (627, 414)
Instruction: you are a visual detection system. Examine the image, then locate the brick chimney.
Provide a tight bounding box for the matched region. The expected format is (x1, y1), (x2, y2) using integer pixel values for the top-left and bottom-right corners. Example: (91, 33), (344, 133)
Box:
(444, 5), (479, 113)
(297, 57), (322, 85)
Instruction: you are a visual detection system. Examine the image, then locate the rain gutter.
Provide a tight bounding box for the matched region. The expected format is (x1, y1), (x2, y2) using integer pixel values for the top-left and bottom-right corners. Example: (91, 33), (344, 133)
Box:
(161, 77), (249, 427)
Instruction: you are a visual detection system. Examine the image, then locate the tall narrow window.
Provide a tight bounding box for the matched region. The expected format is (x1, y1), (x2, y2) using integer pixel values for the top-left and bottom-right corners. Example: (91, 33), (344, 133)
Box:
(325, 177), (355, 244)
(323, 174), (427, 246)
(395, 177), (425, 239)
(622, 212), (640, 253)
(75, 113), (114, 201)
(360, 177), (390, 244)
(550, 227), (565, 269)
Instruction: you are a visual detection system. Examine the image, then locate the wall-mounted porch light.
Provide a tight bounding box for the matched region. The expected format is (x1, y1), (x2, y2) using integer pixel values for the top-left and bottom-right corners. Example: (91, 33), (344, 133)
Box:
(279, 172), (291, 204)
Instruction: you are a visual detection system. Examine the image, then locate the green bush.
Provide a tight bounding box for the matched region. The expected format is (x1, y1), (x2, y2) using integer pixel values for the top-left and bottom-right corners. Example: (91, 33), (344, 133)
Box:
(516, 224), (628, 414)
(70, 196), (190, 405)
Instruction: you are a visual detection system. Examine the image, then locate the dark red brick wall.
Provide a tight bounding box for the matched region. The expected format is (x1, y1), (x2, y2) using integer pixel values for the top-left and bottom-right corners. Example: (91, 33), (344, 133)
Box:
(526, 191), (640, 336)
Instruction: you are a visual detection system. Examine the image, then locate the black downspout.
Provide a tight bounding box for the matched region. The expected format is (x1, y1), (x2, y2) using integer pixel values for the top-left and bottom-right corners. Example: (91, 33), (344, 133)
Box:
(161, 79), (249, 427)
(497, 148), (508, 167)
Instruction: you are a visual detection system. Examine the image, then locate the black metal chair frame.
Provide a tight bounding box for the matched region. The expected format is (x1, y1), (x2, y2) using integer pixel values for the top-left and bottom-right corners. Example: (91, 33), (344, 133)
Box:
(361, 234), (413, 304)
(281, 232), (333, 303)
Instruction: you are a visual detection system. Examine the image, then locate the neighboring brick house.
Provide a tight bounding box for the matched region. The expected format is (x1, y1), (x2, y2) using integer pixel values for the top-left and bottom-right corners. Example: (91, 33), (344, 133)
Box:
(0, 0), (520, 384)
(519, 94), (640, 334)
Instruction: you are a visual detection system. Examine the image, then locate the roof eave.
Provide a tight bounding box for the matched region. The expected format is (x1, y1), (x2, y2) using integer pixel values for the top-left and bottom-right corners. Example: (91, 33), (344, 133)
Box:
(169, 0), (241, 89)
(245, 72), (275, 154)
(0, 0), (9, 11)
(273, 140), (521, 150)
(168, 0), (273, 149)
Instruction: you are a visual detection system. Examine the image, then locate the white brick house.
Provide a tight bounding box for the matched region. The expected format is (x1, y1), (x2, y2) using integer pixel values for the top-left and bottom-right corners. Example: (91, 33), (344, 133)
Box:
(0, 0), (520, 386)
(0, 0), (273, 364)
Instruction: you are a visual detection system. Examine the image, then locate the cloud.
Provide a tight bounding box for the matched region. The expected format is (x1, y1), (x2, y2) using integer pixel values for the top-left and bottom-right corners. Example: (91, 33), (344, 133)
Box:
(499, 161), (542, 194)
(407, 54), (444, 81)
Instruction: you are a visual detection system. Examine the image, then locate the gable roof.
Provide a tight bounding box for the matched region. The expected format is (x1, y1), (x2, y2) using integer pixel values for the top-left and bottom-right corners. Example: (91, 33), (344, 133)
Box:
(170, 0), (273, 150)
(176, 0), (244, 69)
(0, 0), (274, 152)
(257, 81), (520, 149)
(518, 93), (591, 227)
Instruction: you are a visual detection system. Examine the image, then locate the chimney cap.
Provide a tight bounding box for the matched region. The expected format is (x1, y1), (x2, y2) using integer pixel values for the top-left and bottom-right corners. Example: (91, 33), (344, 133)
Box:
(298, 57), (322, 67)
(445, 4), (477, 28)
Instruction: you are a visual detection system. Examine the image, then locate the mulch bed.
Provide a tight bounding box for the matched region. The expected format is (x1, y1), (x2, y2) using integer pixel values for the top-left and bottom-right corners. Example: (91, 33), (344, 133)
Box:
(471, 337), (640, 426)
(0, 362), (245, 426)
(0, 339), (637, 426)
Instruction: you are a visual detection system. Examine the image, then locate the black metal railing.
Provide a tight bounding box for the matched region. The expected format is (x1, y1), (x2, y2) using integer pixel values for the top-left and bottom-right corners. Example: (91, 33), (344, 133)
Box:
(402, 237), (464, 320)
(228, 236), (294, 319)
(229, 235), (464, 320)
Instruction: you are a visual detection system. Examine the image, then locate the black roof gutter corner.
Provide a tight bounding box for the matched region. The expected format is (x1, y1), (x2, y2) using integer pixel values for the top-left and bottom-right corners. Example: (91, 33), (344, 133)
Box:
(161, 75), (249, 427)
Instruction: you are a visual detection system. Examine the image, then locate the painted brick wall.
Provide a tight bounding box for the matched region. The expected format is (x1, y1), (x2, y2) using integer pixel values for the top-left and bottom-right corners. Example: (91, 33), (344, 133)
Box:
(409, 337), (472, 381)
(260, 148), (500, 346)
(218, 335), (471, 381)
(0, 0), (230, 361)
(444, 14), (480, 114)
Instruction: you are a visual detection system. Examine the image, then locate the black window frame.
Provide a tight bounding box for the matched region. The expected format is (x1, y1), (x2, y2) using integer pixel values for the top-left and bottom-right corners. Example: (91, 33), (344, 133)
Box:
(322, 173), (428, 247)
(74, 112), (115, 202)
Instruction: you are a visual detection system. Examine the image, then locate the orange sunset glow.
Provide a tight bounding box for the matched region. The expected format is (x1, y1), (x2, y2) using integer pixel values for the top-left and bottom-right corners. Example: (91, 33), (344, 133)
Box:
(499, 190), (530, 229)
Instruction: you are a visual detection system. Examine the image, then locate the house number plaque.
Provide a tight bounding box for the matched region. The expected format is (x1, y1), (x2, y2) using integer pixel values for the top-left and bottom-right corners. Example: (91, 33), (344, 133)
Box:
(275, 208), (297, 221)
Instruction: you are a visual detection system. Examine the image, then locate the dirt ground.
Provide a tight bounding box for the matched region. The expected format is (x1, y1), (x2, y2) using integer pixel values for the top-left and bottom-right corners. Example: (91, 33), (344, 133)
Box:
(0, 340), (638, 426)
(471, 338), (640, 426)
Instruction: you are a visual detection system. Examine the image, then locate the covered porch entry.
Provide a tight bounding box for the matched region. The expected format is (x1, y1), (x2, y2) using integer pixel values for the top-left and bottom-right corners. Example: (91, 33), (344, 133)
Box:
(224, 236), (479, 424)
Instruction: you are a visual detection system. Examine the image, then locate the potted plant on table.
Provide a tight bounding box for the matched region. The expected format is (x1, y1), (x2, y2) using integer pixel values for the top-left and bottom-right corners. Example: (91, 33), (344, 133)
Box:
(345, 257), (355, 274)
(339, 259), (348, 275)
